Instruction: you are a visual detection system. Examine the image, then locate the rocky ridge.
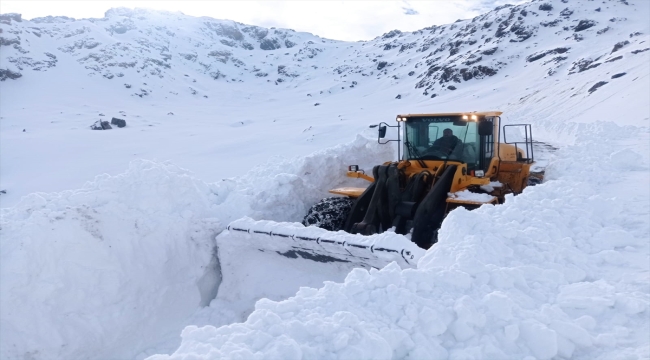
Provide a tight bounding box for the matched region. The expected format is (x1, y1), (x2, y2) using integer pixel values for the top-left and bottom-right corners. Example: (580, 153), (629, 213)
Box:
(0, 0), (648, 99)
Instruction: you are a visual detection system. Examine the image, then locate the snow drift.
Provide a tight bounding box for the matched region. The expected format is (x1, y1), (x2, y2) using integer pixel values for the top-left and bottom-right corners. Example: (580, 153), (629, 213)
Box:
(0, 135), (393, 360)
(148, 121), (650, 360)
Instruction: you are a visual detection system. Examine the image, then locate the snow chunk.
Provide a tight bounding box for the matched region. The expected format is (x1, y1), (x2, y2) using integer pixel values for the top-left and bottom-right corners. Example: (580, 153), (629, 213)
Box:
(480, 181), (503, 192)
(448, 189), (496, 203)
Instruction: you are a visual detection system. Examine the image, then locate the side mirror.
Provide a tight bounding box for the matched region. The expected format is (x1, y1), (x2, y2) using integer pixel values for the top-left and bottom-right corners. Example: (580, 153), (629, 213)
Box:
(478, 121), (493, 136)
(378, 126), (387, 138)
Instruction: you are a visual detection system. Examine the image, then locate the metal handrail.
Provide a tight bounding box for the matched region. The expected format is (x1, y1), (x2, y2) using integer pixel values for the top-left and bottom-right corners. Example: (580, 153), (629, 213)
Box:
(503, 124), (534, 163)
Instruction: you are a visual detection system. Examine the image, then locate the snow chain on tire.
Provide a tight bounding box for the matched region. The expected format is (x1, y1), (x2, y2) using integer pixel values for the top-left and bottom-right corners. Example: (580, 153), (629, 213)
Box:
(302, 197), (355, 231)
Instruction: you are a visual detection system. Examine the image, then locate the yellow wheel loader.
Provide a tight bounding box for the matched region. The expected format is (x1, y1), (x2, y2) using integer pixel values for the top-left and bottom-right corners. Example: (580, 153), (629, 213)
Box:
(225, 111), (536, 269)
(302, 111), (536, 249)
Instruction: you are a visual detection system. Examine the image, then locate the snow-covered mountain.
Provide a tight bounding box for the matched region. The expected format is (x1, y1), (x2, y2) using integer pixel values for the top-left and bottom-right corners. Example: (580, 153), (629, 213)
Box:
(1, 0), (648, 207)
(2, 2), (648, 95)
(1, 0), (649, 359)
(1, 0), (648, 205)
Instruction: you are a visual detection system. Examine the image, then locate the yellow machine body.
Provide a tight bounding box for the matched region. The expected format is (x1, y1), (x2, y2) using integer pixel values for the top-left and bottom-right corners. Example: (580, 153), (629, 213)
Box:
(330, 111), (534, 203)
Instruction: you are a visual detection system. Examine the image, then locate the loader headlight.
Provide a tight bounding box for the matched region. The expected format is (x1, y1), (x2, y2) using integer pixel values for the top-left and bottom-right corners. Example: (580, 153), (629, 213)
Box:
(475, 170), (485, 177)
(396, 116), (407, 122)
(462, 115), (469, 120)
(471, 115), (478, 121)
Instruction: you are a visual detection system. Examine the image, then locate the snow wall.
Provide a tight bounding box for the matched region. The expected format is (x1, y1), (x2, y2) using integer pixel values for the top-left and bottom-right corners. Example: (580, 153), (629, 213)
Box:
(1, 120), (648, 360)
(146, 120), (650, 360)
(0, 134), (394, 360)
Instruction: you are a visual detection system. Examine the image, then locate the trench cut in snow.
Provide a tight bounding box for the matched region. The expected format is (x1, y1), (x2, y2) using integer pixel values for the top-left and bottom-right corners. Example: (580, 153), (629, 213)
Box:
(1, 0), (649, 358)
(0, 135), (394, 360)
(148, 122), (650, 360)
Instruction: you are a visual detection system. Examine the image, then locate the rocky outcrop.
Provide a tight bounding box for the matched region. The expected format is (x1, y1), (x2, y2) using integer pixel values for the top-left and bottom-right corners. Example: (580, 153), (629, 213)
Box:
(0, 0), (642, 101)
(526, 47), (570, 62)
(574, 20), (597, 32)
(205, 22), (243, 41)
(588, 81), (607, 94)
(90, 120), (112, 130)
(0, 37), (20, 46)
(260, 38), (282, 50)
(0, 68), (22, 81)
(30, 16), (75, 24)
(0, 13), (21, 24)
(111, 118), (127, 128)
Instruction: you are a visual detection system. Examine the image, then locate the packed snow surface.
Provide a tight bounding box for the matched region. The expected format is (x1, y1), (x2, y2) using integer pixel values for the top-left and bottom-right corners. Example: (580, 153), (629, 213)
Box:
(1, 0), (649, 359)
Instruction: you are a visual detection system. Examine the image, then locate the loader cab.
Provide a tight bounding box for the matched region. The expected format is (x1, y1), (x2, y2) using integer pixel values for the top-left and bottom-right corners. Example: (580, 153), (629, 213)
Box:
(398, 113), (499, 173)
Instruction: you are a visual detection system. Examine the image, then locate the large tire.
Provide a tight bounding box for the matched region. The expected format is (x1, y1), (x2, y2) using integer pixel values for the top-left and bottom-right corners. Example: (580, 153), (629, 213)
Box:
(302, 197), (355, 231)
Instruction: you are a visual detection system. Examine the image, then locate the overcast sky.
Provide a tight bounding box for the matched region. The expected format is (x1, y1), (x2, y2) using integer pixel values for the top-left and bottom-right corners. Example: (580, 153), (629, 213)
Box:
(1, 0), (524, 41)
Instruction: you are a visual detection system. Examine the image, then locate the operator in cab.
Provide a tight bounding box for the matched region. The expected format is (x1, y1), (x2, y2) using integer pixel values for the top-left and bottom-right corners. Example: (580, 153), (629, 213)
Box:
(431, 128), (460, 155)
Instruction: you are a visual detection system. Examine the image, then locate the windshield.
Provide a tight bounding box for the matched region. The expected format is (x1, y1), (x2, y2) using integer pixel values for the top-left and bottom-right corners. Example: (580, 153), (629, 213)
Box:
(403, 117), (479, 168)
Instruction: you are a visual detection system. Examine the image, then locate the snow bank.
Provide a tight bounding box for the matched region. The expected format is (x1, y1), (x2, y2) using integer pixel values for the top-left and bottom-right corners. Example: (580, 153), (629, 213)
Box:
(219, 134), (395, 224)
(148, 121), (649, 360)
(0, 134), (392, 360)
(0, 160), (220, 360)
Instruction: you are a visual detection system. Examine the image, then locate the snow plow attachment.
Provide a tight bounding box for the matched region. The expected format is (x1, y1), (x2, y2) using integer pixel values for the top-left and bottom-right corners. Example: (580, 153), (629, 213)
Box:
(222, 218), (425, 269)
